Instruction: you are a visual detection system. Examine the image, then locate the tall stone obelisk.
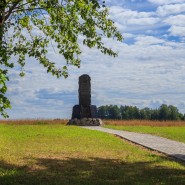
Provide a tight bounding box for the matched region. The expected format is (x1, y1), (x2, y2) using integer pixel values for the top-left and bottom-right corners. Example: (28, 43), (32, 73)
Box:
(67, 74), (102, 126)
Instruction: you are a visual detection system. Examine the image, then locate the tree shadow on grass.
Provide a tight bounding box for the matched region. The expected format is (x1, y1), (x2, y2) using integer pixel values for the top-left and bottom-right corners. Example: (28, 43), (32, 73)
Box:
(0, 157), (185, 185)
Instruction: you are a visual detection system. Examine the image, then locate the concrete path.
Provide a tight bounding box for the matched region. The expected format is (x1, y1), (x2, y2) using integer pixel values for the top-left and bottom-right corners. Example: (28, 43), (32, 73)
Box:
(82, 126), (185, 162)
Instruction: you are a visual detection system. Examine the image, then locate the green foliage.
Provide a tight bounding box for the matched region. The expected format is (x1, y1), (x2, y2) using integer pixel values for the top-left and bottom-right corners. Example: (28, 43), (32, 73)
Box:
(98, 105), (121, 119)
(120, 105), (140, 120)
(0, 69), (11, 118)
(0, 0), (123, 117)
(98, 104), (185, 121)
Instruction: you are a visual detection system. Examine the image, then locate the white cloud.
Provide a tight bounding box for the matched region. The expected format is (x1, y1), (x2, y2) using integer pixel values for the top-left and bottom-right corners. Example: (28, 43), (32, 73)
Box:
(109, 6), (157, 24)
(122, 33), (135, 39)
(165, 15), (185, 26)
(149, 0), (185, 5)
(168, 25), (185, 36)
(128, 17), (159, 25)
(157, 4), (185, 16)
(106, 0), (126, 6)
(108, 6), (159, 34)
(134, 36), (165, 45)
(163, 15), (185, 37)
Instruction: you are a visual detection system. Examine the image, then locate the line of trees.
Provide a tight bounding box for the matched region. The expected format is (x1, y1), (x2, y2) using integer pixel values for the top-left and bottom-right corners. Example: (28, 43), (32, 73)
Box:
(97, 104), (185, 121)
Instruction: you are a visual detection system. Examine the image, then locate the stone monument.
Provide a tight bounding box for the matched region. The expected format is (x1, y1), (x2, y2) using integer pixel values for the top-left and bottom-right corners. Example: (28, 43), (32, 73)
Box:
(67, 74), (102, 126)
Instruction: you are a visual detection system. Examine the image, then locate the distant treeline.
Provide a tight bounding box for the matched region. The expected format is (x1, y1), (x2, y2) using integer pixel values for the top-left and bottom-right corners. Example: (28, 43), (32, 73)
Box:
(97, 104), (185, 121)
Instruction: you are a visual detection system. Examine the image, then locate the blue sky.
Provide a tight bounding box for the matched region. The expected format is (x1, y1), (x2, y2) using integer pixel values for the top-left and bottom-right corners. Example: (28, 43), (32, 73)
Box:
(5, 0), (185, 119)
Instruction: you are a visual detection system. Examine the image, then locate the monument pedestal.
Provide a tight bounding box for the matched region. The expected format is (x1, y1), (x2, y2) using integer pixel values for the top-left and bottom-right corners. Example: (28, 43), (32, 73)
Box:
(72, 105), (98, 119)
(67, 118), (103, 126)
(67, 105), (103, 126)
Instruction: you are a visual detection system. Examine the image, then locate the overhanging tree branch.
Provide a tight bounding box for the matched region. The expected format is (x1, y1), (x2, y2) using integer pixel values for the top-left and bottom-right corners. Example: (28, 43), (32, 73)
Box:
(4, 1), (21, 21)
(0, 0), (123, 118)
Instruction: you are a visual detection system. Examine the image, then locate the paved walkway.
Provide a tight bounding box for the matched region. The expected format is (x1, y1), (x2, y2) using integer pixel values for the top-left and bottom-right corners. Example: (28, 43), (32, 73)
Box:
(82, 126), (185, 162)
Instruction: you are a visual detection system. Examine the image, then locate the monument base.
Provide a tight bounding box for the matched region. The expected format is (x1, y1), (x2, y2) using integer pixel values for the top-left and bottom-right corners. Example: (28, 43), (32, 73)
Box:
(72, 105), (98, 119)
(67, 118), (103, 126)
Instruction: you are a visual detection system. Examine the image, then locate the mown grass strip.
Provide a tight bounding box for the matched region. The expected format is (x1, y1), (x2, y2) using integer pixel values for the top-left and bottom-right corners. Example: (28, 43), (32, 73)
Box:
(104, 120), (185, 127)
(105, 125), (185, 143)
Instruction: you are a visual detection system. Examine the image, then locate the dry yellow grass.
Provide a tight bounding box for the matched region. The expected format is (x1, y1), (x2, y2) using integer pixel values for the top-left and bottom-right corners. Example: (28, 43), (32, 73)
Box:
(0, 119), (185, 127)
(0, 119), (68, 125)
(104, 120), (185, 127)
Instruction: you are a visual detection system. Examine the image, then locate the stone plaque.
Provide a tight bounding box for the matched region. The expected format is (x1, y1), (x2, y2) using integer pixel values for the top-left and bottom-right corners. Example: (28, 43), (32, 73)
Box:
(79, 74), (91, 107)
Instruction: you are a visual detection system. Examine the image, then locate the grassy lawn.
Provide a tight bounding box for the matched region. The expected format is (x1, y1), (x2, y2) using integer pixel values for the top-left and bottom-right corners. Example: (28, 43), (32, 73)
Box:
(0, 124), (184, 185)
(104, 121), (185, 143)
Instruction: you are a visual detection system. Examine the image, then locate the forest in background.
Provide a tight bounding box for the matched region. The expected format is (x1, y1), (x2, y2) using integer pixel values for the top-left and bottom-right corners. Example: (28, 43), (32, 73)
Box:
(97, 104), (185, 121)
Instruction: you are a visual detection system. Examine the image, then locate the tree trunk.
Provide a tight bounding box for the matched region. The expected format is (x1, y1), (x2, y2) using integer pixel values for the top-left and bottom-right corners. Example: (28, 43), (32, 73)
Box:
(0, 0), (5, 43)
(0, 23), (3, 43)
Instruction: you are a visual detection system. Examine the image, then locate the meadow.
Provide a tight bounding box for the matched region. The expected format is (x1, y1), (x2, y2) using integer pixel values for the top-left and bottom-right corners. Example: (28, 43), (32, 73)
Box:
(0, 120), (185, 185)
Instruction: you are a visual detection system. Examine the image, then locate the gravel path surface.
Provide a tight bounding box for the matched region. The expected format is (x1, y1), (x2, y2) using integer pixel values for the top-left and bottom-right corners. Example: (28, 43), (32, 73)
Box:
(82, 126), (185, 162)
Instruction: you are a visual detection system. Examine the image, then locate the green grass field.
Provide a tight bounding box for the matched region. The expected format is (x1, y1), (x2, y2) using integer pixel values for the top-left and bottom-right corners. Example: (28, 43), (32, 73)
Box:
(105, 125), (185, 143)
(0, 124), (185, 185)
